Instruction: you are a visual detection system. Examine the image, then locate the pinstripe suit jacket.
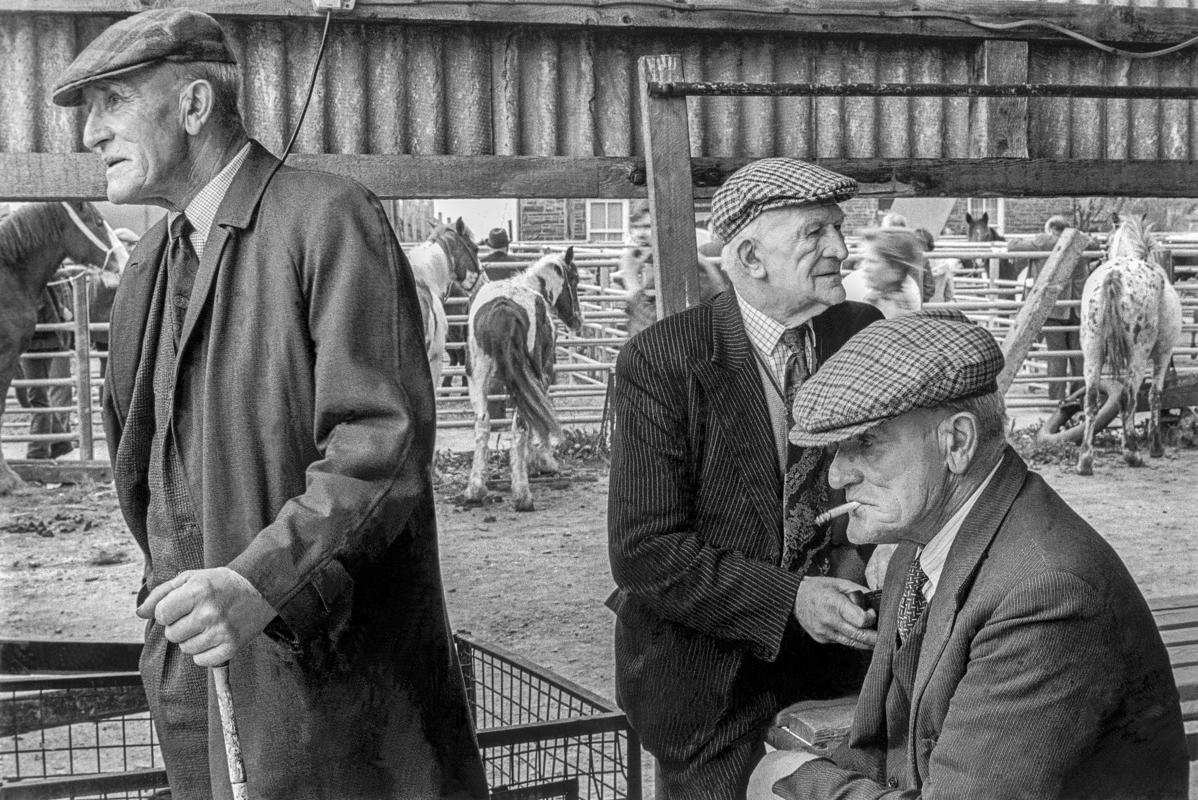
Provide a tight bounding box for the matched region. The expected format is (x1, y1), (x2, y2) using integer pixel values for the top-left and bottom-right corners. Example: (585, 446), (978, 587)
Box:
(778, 447), (1189, 800)
(607, 291), (882, 785)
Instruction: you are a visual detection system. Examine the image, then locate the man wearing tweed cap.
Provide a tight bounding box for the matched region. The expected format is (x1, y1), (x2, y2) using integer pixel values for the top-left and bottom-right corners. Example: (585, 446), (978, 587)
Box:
(749, 312), (1187, 799)
(54, 9), (486, 799)
(608, 157), (884, 799)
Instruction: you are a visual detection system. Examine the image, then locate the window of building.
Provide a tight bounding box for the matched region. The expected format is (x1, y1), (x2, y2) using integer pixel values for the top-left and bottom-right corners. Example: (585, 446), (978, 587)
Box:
(966, 198), (1005, 233)
(586, 200), (629, 243)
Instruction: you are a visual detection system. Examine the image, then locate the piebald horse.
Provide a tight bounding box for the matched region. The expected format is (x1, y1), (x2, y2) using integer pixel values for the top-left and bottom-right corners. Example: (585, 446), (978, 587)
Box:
(0, 201), (128, 493)
(408, 218), (483, 388)
(462, 248), (582, 511)
(1077, 214), (1183, 475)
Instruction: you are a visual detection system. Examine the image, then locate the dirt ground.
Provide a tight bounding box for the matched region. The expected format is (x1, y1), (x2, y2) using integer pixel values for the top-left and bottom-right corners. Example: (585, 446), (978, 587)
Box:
(2, 423), (1197, 795)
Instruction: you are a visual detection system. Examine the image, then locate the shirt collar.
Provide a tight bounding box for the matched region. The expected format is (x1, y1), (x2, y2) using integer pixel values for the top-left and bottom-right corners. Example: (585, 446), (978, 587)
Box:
(170, 143), (251, 261)
(919, 457), (1003, 601)
(734, 288), (810, 357)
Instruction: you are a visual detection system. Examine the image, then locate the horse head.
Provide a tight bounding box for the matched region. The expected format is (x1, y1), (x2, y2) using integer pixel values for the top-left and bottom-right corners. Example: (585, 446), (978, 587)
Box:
(964, 211), (997, 273)
(532, 247), (583, 333)
(58, 201), (128, 274)
(430, 217), (481, 288)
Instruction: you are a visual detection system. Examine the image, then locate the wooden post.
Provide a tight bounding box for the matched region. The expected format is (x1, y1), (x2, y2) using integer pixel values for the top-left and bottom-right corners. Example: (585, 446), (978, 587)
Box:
(997, 228), (1088, 393)
(969, 40), (1029, 159)
(71, 275), (94, 461)
(638, 54), (700, 318)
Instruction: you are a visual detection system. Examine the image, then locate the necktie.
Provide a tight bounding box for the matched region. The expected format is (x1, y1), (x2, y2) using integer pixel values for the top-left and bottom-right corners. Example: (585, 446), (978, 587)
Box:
(781, 326), (830, 573)
(167, 214), (199, 344)
(897, 557), (929, 645)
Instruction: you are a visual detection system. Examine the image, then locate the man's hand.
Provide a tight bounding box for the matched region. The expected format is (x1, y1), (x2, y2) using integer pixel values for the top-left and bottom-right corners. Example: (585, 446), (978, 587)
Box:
(793, 577), (878, 650)
(747, 750), (823, 799)
(865, 544), (897, 591)
(137, 568), (277, 668)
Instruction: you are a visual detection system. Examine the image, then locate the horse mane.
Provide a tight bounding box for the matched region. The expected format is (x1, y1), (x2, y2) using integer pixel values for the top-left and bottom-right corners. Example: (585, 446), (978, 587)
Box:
(0, 203), (66, 268)
(1108, 214), (1159, 262)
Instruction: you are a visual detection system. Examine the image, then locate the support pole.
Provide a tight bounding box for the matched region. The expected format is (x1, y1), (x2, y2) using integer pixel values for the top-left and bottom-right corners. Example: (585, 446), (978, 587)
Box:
(71, 275), (94, 461)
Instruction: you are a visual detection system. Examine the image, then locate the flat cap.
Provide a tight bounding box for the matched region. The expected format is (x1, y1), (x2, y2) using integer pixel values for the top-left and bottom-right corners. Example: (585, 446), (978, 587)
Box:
(52, 9), (237, 107)
(708, 157), (858, 243)
(789, 310), (1003, 446)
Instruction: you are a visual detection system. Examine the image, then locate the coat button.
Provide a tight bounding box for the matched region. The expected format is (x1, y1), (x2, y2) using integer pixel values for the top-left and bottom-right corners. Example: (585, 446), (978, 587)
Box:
(888, 777), (899, 788)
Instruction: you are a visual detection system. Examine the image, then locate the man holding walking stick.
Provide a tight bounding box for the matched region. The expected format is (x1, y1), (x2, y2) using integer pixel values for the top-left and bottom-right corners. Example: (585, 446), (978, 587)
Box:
(54, 10), (486, 799)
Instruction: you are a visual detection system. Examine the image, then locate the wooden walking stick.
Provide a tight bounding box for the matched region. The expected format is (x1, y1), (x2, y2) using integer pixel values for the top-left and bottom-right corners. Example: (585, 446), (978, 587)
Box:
(213, 663), (249, 800)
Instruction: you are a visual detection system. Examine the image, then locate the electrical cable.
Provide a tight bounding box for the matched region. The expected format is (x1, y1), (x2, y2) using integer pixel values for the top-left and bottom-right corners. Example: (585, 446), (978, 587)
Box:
(281, 10), (333, 161)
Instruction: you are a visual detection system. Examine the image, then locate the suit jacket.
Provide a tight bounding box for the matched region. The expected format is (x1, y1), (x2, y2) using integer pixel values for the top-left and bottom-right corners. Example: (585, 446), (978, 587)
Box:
(102, 141), (487, 799)
(778, 447), (1188, 800)
(607, 291), (882, 788)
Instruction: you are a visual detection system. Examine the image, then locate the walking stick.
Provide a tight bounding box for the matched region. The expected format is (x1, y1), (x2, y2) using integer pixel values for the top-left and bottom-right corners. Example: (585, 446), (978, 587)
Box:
(213, 663), (249, 800)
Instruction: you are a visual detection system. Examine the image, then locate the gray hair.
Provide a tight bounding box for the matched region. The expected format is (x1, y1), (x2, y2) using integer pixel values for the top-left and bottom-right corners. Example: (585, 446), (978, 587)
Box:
(167, 61), (244, 133)
(1044, 215), (1070, 236)
(938, 389), (1007, 452)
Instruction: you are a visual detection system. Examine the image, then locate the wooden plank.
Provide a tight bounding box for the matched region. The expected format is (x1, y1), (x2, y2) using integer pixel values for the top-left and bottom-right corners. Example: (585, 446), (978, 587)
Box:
(1150, 594), (1198, 612)
(0, 639), (141, 674)
(1159, 627), (1198, 648)
(5, 1), (1198, 45)
(997, 229), (1089, 393)
(1174, 665), (1198, 701)
(10, 460), (113, 485)
(0, 768), (167, 800)
(13, 154), (1198, 200)
(1165, 644), (1198, 669)
(638, 54), (700, 317)
(1153, 606), (1198, 631)
(969, 40), (1028, 159)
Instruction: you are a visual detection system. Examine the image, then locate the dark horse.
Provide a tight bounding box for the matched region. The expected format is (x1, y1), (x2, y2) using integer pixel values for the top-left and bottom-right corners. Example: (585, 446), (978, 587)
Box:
(0, 202), (123, 493)
(965, 211), (1013, 282)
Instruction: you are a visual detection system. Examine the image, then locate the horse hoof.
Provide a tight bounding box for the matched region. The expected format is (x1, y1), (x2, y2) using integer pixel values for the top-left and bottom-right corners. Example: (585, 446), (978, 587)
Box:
(1150, 445), (1165, 459)
(457, 485), (489, 506)
(1076, 457), (1093, 476)
(514, 496), (535, 512)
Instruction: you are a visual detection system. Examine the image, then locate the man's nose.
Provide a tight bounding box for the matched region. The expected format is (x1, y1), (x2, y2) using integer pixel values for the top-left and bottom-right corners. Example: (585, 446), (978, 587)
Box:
(82, 110), (108, 151)
(825, 229), (850, 261)
(828, 448), (856, 490)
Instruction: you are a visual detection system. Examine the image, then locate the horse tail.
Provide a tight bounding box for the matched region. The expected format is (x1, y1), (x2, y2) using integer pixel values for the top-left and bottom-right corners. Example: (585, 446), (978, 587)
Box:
(473, 296), (560, 442)
(1099, 269), (1132, 393)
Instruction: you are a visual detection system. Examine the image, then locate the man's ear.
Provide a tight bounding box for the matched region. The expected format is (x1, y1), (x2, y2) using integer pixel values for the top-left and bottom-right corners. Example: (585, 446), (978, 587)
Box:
(180, 79), (215, 136)
(736, 237), (764, 278)
(940, 411), (979, 475)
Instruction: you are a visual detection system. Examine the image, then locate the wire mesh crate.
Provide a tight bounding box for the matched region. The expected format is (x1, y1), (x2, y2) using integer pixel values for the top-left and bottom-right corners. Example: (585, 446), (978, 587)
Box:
(0, 636), (640, 800)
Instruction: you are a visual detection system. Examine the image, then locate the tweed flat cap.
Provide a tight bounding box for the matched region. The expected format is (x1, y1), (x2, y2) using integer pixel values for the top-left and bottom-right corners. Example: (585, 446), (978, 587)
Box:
(788, 310), (1003, 446)
(52, 9), (237, 107)
(708, 157), (858, 243)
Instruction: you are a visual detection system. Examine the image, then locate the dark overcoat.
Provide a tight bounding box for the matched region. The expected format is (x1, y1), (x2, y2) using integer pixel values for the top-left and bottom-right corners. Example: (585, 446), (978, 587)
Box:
(778, 448), (1189, 799)
(607, 290), (882, 797)
(102, 141), (488, 799)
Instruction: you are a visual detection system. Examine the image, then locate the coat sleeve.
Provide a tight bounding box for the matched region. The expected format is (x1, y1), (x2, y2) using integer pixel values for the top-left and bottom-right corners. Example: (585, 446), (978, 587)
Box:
(228, 180), (434, 640)
(774, 571), (1120, 800)
(607, 334), (802, 663)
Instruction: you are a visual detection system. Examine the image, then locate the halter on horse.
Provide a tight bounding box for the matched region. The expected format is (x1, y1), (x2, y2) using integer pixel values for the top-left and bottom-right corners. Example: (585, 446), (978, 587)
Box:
(408, 218), (483, 388)
(1076, 214), (1183, 475)
(964, 211), (1010, 282)
(461, 248), (583, 511)
(0, 201), (126, 493)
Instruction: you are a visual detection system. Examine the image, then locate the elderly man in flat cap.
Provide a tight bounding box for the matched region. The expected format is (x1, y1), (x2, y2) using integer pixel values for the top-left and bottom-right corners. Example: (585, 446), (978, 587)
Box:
(748, 311), (1188, 799)
(53, 9), (486, 800)
(607, 157), (885, 799)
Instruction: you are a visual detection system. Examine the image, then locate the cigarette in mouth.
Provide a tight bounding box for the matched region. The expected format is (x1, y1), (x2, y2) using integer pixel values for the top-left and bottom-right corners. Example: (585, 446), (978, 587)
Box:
(815, 501), (861, 526)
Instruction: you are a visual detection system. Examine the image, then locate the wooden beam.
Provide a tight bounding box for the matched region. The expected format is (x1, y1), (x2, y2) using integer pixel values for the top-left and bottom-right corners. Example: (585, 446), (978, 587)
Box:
(9, 154), (1198, 200)
(5, 1), (1198, 45)
(997, 228), (1089, 394)
(970, 41), (1029, 159)
(638, 54), (700, 318)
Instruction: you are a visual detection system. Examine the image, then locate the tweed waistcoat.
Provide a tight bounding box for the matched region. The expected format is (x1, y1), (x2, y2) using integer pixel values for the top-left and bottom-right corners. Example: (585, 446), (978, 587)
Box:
(883, 607), (928, 791)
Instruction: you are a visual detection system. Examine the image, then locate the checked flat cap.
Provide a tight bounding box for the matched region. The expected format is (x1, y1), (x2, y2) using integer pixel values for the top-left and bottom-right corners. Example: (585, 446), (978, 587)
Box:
(708, 157), (858, 243)
(788, 310), (1003, 447)
(52, 9), (237, 107)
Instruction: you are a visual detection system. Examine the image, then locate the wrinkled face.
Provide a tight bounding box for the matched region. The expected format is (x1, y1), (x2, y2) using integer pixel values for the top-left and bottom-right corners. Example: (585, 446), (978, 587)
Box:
(81, 66), (190, 208)
(828, 410), (951, 545)
(753, 203), (849, 318)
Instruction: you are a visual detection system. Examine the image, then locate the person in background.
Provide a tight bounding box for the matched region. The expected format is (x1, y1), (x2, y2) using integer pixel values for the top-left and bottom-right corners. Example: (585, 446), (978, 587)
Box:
(54, 9), (486, 798)
(842, 227), (924, 318)
(608, 157), (883, 799)
(750, 311), (1187, 800)
(1007, 214), (1090, 402)
(480, 226), (523, 281)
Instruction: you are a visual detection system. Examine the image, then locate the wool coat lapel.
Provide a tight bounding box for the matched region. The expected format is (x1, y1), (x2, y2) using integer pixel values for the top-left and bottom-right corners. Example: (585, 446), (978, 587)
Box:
(107, 226), (166, 421)
(694, 292), (783, 545)
(909, 447), (1027, 743)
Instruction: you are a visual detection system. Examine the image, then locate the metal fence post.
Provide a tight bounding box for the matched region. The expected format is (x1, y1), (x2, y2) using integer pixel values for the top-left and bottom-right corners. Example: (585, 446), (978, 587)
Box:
(71, 275), (94, 461)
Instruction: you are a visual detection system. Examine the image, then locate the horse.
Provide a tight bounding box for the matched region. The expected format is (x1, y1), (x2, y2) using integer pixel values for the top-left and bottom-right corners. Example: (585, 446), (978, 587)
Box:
(0, 201), (128, 494)
(407, 218), (483, 388)
(964, 211), (1012, 282)
(1076, 214), (1183, 476)
(461, 248), (583, 511)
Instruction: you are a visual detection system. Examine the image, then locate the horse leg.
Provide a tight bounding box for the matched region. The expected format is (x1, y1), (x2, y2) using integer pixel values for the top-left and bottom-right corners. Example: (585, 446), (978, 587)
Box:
(1077, 380), (1101, 476)
(509, 411), (534, 512)
(0, 374), (25, 494)
(1119, 379), (1143, 467)
(1148, 355), (1169, 459)
(461, 353), (492, 504)
(527, 378), (560, 476)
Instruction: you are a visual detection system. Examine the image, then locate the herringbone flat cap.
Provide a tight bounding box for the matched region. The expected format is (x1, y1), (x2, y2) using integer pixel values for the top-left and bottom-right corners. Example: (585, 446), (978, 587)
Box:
(708, 157), (858, 243)
(788, 310), (1003, 446)
(52, 9), (237, 107)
